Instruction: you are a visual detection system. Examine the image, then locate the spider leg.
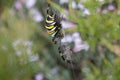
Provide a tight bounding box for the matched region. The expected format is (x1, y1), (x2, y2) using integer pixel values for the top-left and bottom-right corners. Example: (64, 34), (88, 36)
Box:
(52, 38), (57, 44)
(52, 26), (62, 44)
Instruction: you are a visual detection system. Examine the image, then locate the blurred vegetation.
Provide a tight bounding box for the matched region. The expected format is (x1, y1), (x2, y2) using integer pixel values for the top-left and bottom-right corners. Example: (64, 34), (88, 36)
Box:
(0, 0), (120, 80)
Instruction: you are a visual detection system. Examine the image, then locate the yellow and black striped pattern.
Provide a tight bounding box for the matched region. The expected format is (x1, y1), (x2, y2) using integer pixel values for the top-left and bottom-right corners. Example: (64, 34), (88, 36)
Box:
(45, 9), (57, 37)
(45, 4), (63, 38)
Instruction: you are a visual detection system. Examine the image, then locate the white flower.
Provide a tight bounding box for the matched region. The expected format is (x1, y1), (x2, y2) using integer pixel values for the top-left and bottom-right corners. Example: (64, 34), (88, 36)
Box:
(72, 1), (77, 9)
(61, 34), (73, 43)
(14, 1), (22, 10)
(72, 32), (82, 41)
(12, 39), (21, 49)
(83, 9), (90, 16)
(61, 20), (76, 29)
(72, 32), (90, 52)
(98, 0), (104, 2)
(29, 54), (39, 62)
(12, 39), (33, 56)
(78, 3), (85, 10)
(102, 9), (108, 14)
(61, 10), (68, 19)
(59, 0), (69, 4)
(30, 8), (44, 22)
(73, 42), (89, 52)
(25, 0), (36, 9)
(23, 41), (33, 47)
(35, 73), (44, 80)
(50, 67), (59, 75)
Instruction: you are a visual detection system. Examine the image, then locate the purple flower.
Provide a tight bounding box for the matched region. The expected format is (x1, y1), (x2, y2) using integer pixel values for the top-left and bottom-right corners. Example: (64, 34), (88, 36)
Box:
(61, 20), (76, 29)
(108, 5), (115, 11)
(14, 1), (22, 10)
(30, 8), (44, 22)
(35, 73), (44, 80)
(25, 0), (37, 9)
(72, 32), (89, 52)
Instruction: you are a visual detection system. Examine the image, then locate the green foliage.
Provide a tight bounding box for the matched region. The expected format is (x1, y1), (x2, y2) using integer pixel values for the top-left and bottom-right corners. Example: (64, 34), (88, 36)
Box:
(49, 1), (120, 80)
(83, 57), (120, 80)
(0, 0), (14, 15)
(0, 0), (14, 7)
(0, 10), (40, 80)
(0, 0), (120, 80)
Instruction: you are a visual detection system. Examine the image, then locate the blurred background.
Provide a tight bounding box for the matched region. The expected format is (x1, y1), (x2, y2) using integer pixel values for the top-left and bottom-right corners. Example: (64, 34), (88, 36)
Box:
(0, 0), (120, 80)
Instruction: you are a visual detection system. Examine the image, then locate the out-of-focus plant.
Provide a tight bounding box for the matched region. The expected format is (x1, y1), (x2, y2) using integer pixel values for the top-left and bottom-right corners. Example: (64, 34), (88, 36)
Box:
(47, 0), (120, 80)
(0, 0), (14, 15)
(48, 0), (120, 49)
(82, 56), (120, 80)
(0, 9), (41, 80)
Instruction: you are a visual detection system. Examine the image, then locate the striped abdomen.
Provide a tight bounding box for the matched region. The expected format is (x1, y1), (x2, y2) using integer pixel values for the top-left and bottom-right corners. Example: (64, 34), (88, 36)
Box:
(45, 12), (58, 37)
